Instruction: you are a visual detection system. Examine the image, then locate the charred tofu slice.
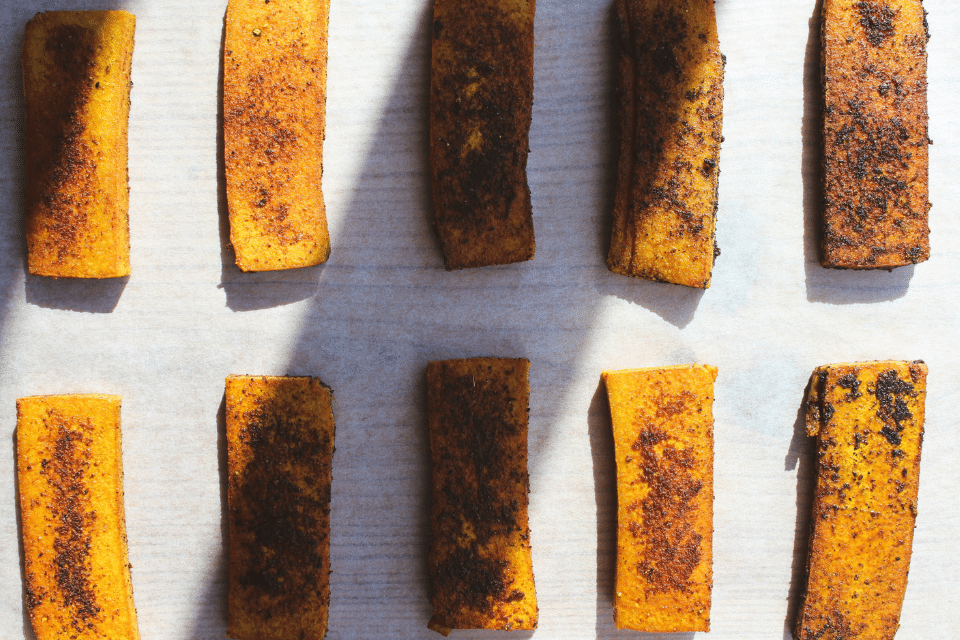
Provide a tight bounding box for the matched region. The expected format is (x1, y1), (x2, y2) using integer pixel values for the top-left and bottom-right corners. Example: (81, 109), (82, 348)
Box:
(17, 394), (139, 640)
(797, 360), (926, 640)
(609, 0), (724, 288)
(426, 358), (537, 635)
(429, 0), (536, 270)
(603, 364), (716, 632)
(224, 0), (331, 272)
(23, 11), (135, 278)
(225, 375), (335, 640)
(821, 0), (930, 268)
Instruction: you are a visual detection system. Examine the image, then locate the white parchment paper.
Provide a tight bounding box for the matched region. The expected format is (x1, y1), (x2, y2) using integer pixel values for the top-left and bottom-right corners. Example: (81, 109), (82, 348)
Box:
(0, 1), (957, 638)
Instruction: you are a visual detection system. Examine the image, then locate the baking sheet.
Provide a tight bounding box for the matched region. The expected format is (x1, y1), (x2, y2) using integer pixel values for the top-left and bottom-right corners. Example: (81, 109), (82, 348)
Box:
(1, 1), (958, 638)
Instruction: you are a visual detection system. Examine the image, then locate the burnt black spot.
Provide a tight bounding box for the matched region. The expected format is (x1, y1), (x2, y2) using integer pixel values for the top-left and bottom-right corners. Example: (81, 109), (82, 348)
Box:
(856, 2), (898, 47)
(433, 18), (443, 39)
(822, 403), (835, 422)
(880, 425), (902, 446)
(873, 369), (915, 446)
(837, 373), (863, 401)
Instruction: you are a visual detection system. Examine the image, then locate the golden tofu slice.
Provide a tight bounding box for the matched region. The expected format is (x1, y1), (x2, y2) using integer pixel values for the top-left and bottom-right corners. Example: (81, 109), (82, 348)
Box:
(426, 358), (537, 635)
(16, 394), (139, 640)
(224, 0), (331, 272)
(609, 0), (724, 288)
(797, 360), (926, 640)
(23, 11), (135, 278)
(225, 375), (335, 640)
(603, 364), (716, 632)
(430, 0), (536, 270)
(821, 0), (930, 268)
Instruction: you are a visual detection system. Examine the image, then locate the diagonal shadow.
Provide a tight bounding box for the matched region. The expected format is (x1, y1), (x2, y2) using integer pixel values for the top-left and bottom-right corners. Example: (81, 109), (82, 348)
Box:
(801, 0), (914, 304)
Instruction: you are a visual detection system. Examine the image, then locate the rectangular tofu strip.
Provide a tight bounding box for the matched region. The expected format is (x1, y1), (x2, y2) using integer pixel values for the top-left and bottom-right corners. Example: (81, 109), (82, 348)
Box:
(609, 0), (724, 289)
(430, 0), (536, 270)
(224, 0), (331, 272)
(602, 364), (716, 632)
(426, 358), (537, 635)
(821, 0), (930, 268)
(23, 11), (135, 278)
(797, 360), (926, 640)
(225, 375), (335, 640)
(17, 394), (139, 640)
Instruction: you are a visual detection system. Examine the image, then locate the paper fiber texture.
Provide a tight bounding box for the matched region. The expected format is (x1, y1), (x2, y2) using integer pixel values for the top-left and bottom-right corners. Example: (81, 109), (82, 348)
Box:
(0, 1), (957, 639)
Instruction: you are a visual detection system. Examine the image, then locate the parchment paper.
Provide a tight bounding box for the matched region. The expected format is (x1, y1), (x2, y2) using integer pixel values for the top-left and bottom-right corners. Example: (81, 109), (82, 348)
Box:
(0, 1), (957, 638)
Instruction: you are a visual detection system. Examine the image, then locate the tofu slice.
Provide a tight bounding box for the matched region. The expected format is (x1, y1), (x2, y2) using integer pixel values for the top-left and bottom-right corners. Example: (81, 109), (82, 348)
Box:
(16, 394), (139, 640)
(797, 360), (926, 640)
(426, 358), (537, 634)
(23, 11), (135, 278)
(821, 0), (930, 268)
(602, 364), (716, 632)
(224, 0), (331, 271)
(429, 0), (536, 269)
(225, 375), (335, 640)
(608, 0), (724, 288)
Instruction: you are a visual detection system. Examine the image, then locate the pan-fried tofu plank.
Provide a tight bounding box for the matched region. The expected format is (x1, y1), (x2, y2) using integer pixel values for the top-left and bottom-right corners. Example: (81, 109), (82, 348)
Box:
(430, 0), (536, 270)
(17, 394), (139, 640)
(797, 360), (926, 640)
(609, 0), (724, 289)
(603, 364), (716, 632)
(426, 358), (537, 635)
(23, 11), (135, 278)
(225, 376), (335, 640)
(224, 0), (331, 272)
(821, 0), (930, 268)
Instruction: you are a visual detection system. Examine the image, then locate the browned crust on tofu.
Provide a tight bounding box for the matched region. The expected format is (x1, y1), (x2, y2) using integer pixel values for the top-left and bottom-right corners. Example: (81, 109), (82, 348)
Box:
(429, 0), (536, 270)
(796, 360), (926, 640)
(426, 358), (538, 633)
(821, 0), (930, 268)
(22, 11), (134, 278)
(608, 0), (724, 289)
(16, 394), (139, 640)
(603, 364), (716, 632)
(225, 375), (335, 640)
(224, 0), (331, 272)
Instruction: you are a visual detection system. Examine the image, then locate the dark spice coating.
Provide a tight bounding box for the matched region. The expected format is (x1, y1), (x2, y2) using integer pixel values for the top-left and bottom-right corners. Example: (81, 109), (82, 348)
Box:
(798, 361), (926, 640)
(35, 413), (100, 631)
(426, 358), (537, 633)
(609, 0), (724, 289)
(429, 0), (536, 270)
(630, 424), (704, 595)
(22, 12), (134, 278)
(226, 376), (335, 640)
(820, 0), (930, 268)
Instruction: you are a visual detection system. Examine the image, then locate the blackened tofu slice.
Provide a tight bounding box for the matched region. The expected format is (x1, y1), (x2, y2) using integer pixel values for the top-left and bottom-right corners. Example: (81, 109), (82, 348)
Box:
(429, 0), (536, 270)
(225, 375), (335, 640)
(426, 358), (537, 634)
